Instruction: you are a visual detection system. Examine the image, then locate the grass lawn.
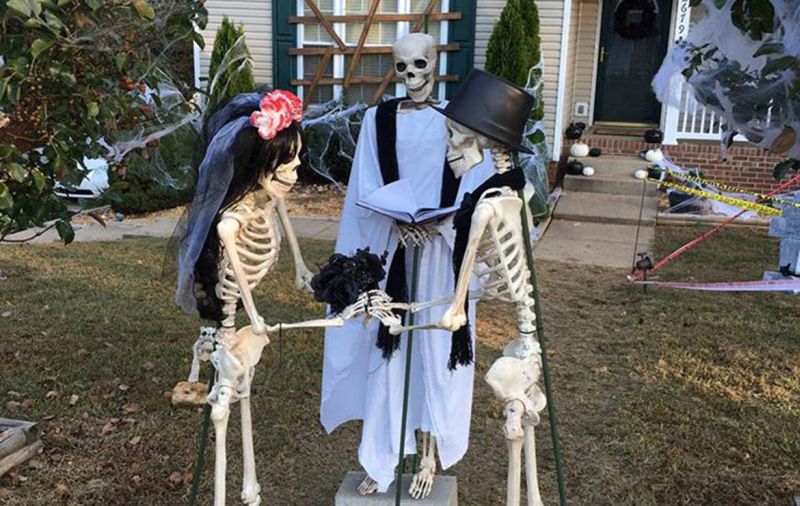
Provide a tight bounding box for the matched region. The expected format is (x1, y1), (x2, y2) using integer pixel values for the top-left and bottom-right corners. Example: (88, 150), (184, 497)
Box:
(0, 226), (798, 505)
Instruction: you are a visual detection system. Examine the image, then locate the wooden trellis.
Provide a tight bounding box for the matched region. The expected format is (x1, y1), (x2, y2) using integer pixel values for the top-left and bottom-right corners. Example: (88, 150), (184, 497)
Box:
(291, 0), (461, 107)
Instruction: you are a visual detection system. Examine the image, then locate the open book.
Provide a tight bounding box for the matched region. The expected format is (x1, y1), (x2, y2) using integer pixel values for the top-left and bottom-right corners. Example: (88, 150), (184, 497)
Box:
(356, 179), (460, 224)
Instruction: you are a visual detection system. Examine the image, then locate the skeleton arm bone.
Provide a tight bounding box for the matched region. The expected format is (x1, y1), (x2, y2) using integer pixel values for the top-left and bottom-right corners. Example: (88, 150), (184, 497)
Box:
(276, 198), (314, 291)
(217, 218), (266, 335)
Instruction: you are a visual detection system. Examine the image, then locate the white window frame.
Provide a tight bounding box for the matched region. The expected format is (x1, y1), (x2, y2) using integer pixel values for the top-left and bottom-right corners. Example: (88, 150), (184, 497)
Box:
(295, 0), (450, 104)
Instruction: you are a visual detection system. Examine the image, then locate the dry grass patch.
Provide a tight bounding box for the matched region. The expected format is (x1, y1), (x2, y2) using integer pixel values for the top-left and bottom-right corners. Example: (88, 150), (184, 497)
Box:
(0, 225), (797, 505)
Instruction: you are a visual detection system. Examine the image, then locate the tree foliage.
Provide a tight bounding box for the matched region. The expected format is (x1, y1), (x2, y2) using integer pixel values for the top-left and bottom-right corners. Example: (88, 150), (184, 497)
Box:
(0, 0), (207, 242)
(206, 16), (256, 114)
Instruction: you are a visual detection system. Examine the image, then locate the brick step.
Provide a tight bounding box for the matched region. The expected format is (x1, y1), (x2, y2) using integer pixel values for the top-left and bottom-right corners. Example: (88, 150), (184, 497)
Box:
(567, 155), (653, 174)
(553, 191), (658, 226)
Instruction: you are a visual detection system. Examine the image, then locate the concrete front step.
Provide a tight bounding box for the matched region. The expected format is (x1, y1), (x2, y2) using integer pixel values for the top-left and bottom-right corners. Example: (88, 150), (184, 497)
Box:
(570, 155), (652, 174)
(564, 174), (657, 196)
(535, 220), (654, 269)
(553, 191), (658, 226)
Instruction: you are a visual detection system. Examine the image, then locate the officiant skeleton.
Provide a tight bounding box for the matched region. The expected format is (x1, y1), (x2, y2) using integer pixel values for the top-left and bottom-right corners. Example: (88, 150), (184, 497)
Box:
(320, 32), (494, 498)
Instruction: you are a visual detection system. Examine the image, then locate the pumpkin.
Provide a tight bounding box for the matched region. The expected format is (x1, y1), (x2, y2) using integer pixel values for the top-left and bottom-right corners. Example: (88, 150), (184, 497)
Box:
(589, 147), (602, 157)
(566, 160), (584, 175)
(644, 129), (664, 144)
(634, 169), (648, 180)
(582, 166), (595, 177)
(570, 143), (590, 157)
(565, 123), (583, 140)
(644, 149), (664, 162)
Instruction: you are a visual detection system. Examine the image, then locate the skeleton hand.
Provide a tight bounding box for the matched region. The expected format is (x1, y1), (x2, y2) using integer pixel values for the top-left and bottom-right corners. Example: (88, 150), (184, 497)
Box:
(295, 263), (314, 293)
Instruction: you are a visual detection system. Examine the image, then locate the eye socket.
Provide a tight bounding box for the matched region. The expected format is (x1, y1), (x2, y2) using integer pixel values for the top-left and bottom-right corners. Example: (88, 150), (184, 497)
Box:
(396, 62), (407, 72)
(414, 59), (428, 69)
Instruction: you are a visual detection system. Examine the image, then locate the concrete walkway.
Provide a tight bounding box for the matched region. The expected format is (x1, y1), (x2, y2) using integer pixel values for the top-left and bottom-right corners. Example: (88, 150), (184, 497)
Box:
(2, 215), (340, 244)
(533, 155), (659, 269)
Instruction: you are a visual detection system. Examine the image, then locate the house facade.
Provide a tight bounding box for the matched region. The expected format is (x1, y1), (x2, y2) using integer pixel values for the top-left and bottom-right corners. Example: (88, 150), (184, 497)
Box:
(195, 0), (784, 191)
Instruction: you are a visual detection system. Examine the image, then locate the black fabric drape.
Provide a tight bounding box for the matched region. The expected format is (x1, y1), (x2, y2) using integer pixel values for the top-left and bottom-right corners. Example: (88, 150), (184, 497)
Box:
(449, 168), (526, 369)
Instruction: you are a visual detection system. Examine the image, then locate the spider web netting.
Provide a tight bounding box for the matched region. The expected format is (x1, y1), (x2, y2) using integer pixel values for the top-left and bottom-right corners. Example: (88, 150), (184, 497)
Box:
(653, 0), (800, 159)
(301, 100), (367, 190)
(519, 62), (551, 219)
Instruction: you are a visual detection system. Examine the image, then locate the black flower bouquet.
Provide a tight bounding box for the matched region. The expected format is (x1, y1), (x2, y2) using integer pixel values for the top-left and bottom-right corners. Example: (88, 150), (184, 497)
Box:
(310, 248), (387, 314)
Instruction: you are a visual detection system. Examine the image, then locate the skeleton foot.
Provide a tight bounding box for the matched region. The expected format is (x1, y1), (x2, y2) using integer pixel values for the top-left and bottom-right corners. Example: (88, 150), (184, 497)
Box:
(409, 457), (435, 499)
(357, 476), (379, 495)
(241, 483), (261, 506)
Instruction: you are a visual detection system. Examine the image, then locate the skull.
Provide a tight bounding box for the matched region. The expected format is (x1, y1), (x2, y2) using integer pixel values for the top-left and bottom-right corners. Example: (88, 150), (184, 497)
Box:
(445, 118), (489, 178)
(262, 133), (303, 199)
(393, 33), (437, 103)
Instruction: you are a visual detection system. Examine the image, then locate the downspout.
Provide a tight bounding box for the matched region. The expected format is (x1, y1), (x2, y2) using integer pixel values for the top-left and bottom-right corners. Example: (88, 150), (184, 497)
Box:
(551, 0), (573, 161)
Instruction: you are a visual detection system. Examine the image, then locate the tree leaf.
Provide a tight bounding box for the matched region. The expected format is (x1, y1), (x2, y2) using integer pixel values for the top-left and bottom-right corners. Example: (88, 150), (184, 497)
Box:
(0, 183), (13, 210)
(762, 56), (797, 76)
(84, 0), (102, 10)
(55, 219), (75, 245)
(753, 42), (783, 58)
(114, 53), (128, 72)
(133, 0), (155, 20)
(31, 39), (54, 59)
(8, 163), (26, 183)
(32, 170), (46, 192)
(87, 102), (99, 118)
(7, 0), (32, 17)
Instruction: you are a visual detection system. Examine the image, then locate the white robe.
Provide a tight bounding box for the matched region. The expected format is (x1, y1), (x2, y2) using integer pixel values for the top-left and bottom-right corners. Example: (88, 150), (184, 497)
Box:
(320, 103), (494, 491)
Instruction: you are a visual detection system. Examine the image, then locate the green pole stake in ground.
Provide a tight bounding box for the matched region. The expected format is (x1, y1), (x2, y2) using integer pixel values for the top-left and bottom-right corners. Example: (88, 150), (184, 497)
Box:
(395, 244), (422, 506)
(515, 155), (568, 506)
(189, 364), (216, 506)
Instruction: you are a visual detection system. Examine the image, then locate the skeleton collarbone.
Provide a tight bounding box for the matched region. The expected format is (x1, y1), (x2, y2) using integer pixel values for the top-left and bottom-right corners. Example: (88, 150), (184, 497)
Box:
(216, 192), (282, 303)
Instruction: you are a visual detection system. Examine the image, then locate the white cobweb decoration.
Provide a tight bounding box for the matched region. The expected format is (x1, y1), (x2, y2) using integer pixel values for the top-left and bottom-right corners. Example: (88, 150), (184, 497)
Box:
(653, 0), (800, 159)
(301, 100), (367, 190)
(519, 62), (552, 219)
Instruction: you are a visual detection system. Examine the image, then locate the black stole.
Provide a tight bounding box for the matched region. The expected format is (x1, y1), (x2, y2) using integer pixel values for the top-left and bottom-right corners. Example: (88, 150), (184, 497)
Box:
(374, 98), (461, 364)
(449, 168), (527, 369)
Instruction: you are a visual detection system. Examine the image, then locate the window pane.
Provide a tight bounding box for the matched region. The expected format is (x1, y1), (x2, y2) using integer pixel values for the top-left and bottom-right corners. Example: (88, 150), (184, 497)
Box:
(344, 53), (392, 103)
(304, 0), (334, 43)
(346, 84), (380, 104)
(345, 0), (398, 44)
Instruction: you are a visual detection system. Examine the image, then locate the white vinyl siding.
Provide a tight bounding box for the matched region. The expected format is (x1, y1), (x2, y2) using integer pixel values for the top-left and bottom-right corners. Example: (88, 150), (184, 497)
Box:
(569, 0), (600, 123)
(475, 0), (566, 156)
(197, 0), (273, 88)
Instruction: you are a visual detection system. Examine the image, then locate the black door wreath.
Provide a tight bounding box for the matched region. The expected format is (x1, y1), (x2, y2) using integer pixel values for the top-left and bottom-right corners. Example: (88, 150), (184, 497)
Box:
(614, 0), (657, 40)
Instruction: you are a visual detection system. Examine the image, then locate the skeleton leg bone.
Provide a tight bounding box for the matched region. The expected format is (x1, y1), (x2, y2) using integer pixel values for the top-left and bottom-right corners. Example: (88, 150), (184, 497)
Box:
(240, 372), (261, 506)
(507, 437), (524, 506)
(410, 432), (437, 499)
(523, 423), (544, 506)
(210, 382), (234, 506)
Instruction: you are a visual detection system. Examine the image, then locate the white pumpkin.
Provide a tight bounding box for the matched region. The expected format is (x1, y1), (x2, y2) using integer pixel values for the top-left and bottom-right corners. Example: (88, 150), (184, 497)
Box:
(570, 142), (590, 158)
(645, 149), (664, 162)
(634, 169), (648, 180)
(582, 166), (595, 177)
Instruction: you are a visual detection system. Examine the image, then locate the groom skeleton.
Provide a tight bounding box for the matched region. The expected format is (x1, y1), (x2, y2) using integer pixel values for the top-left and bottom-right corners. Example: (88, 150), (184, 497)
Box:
(320, 33), (493, 497)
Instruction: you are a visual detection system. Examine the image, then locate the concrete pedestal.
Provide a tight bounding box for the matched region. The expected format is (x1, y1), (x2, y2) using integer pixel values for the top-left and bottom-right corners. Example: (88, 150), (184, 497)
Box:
(335, 472), (458, 506)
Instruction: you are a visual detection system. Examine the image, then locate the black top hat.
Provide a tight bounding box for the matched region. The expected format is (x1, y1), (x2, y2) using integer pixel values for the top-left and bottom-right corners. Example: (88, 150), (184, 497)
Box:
(434, 69), (534, 154)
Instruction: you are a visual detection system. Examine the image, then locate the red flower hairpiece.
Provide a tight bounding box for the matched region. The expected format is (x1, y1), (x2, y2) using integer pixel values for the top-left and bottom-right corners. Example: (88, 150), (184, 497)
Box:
(250, 90), (303, 140)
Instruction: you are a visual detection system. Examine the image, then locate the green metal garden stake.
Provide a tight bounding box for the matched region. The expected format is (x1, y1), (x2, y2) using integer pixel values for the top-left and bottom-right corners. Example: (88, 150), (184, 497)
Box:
(189, 363), (216, 506)
(395, 244), (422, 506)
(515, 154), (568, 506)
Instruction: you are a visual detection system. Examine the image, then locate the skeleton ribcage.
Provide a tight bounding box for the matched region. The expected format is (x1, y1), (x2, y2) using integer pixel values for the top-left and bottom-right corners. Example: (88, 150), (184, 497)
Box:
(472, 195), (531, 305)
(216, 203), (281, 305)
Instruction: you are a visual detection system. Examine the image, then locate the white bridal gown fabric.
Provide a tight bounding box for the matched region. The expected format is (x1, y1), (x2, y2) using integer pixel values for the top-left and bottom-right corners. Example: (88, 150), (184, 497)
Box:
(320, 103), (494, 491)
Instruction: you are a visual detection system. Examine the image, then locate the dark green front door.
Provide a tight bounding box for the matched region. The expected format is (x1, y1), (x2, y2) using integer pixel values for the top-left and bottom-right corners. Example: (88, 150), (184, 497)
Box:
(594, 0), (673, 124)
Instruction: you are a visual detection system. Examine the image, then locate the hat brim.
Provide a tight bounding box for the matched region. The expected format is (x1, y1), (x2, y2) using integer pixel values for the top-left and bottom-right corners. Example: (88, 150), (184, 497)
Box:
(432, 105), (534, 155)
